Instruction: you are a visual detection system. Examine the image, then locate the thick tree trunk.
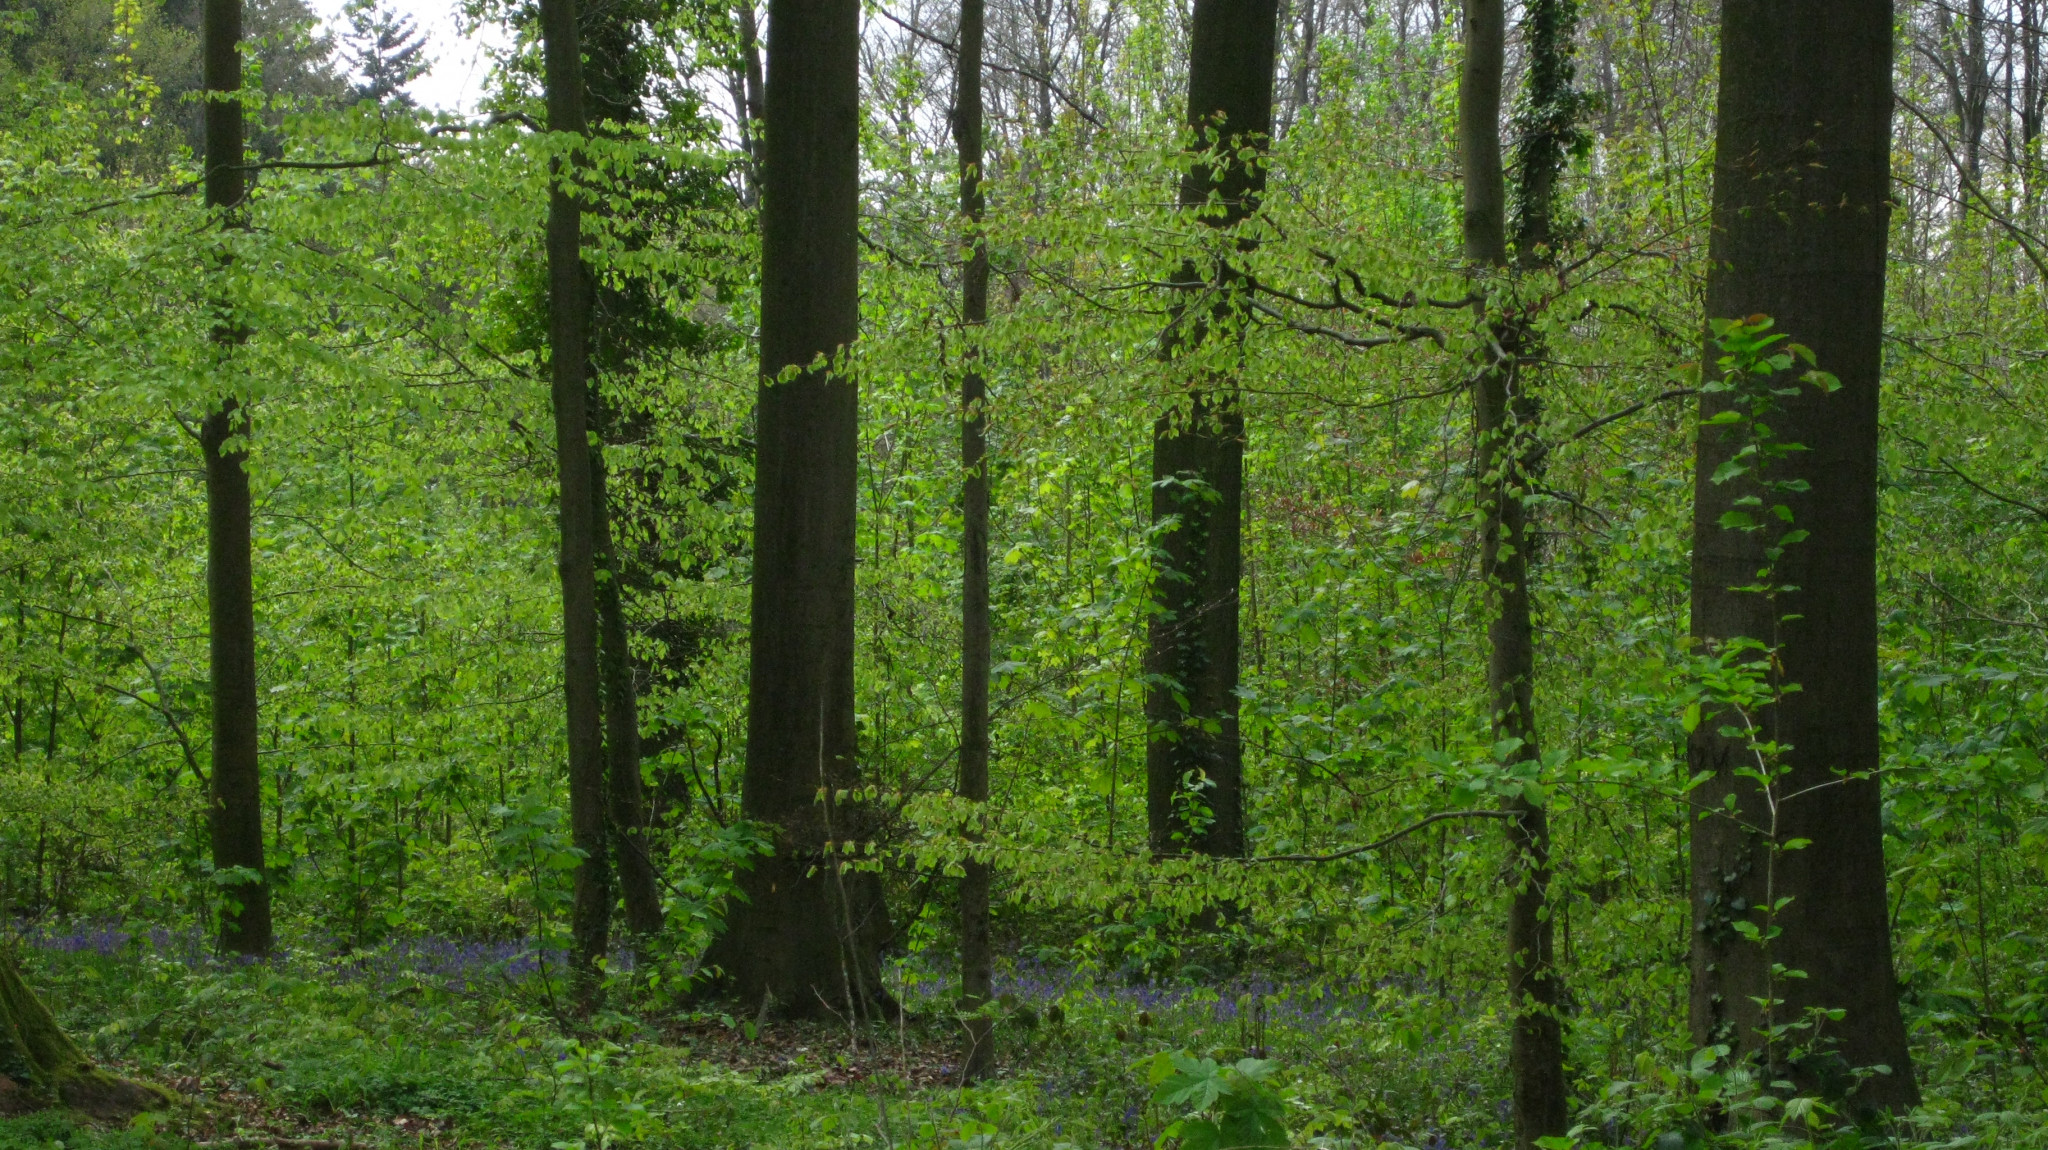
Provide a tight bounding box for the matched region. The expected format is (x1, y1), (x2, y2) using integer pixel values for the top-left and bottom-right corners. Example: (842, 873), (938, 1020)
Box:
(1144, 0), (1276, 861)
(0, 951), (169, 1119)
(954, 0), (994, 1082)
(1689, 0), (1916, 1116)
(702, 0), (891, 1020)
(1458, 0), (1506, 268)
(540, 0), (611, 1008)
(201, 0), (270, 958)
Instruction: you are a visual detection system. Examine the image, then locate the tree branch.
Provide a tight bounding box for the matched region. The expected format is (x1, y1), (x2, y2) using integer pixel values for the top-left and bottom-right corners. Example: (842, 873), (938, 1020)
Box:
(1252, 810), (1515, 863)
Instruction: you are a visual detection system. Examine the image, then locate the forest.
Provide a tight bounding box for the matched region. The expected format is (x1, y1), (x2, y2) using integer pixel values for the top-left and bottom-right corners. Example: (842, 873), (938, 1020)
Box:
(0, 0), (2044, 1145)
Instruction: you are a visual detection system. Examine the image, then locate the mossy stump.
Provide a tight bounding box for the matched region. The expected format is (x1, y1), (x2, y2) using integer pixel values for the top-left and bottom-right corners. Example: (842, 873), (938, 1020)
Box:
(0, 950), (169, 1121)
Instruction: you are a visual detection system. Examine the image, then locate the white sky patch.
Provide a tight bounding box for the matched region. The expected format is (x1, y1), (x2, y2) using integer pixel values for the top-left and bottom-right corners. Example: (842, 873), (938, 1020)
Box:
(306, 0), (509, 112)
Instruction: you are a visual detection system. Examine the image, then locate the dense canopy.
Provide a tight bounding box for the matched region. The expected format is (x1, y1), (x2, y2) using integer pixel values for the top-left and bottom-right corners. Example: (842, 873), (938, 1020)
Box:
(0, 0), (2045, 1147)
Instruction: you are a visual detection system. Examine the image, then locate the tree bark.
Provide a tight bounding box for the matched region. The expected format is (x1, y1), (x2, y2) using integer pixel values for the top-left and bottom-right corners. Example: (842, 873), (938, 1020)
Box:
(2025, 0), (2042, 152)
(1963, 0), (1988, 179)
(1467, 0), (1572, 1142)
(1689, 0), (1916, 1116)
(540, 0), (610, 1008)
(595, 457), (663, 941)
(1144, 0), (1277, 861)
(577, 0), (665, 949)
(201, 0), (271, 958)
(954, 0), (994, 1082)
(702, 0), (891, 1020)
(0, 950), (170, 1119)
(1458, 0), (1506, 268)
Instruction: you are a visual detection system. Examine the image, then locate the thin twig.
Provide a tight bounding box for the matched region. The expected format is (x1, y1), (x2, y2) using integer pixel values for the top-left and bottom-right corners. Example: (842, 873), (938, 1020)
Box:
(1564, 387), (1697, 443)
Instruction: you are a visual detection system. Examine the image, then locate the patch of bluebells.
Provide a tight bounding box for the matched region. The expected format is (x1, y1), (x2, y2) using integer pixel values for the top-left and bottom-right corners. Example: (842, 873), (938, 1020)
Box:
(9, 918), (644, 993)
(897, 955), (1377, 1038)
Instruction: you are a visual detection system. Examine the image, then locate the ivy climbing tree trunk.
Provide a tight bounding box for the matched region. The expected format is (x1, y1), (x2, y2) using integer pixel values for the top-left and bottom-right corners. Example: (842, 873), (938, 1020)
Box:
(201, 0), (270, 958)
(1462, 0), (1574, 1142)
(702, 0), (892, 1020)
(953, 0), (994, 1082)
(539, 0), (610, 1007)
(581, 0), (664, 947)
(1144, 0), (1277, 861)
(1503, 0), (1580, 1144)
(1689, 0), (1917, 1115)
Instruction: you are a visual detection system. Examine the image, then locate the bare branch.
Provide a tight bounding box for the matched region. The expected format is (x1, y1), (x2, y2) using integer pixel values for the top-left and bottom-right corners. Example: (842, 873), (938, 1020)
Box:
(1253, 810), (1517, 863)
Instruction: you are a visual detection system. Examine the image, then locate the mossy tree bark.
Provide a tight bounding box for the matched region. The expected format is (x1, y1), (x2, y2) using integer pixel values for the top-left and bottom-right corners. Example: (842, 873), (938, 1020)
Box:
(0, 951), (168, 1119)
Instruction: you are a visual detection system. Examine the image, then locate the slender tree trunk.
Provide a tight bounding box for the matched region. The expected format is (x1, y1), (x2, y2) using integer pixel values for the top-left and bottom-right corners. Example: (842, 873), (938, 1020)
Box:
(702, 0), (891, 1020)
(734, 2), (766, 206)
(540, 0), (610, 1008)
(577, 0), (664, 948)
(1466, 0), (1573, 1141)
(1144, 0), (1277, 862)
(1689, 0), (1916, 1116)
(201, 0), (270, 958)
(1476, 341), (1566, 1150)
(2024, 0), (2042, 155)
(1965, 0), (1989, 178)
(954, 0), (994, 1082)
(1507, 0), (1576, 1140)
(595, 458), (663, 940)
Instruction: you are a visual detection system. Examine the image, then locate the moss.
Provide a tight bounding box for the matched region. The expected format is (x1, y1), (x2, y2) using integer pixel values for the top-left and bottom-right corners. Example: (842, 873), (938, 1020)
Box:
(0, 952), (170, 1121)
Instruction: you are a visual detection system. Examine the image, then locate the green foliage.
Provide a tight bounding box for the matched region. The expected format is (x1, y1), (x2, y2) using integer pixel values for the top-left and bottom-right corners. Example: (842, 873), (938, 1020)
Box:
(0, 1), (2045, 1147)
(1144, 1051), (1288, 1150)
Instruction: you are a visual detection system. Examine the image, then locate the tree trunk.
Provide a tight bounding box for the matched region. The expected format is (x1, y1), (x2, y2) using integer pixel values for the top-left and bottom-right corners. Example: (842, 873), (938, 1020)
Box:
(201, 0), (270, 959)
(540, 0), (610, 1008)
(2024, 0), (2042, 154)
(1964, 0), (1988, 178)
(578, 0), (665, 948)
(1144, 0), (1277, 861)
(954, 0), (994, 1082)
(1458, 0), (1506, 268)
(1467, 0), (1573, 1142)
(1689, 0), (1916, 1116)
(702, 0), (891, 1021)
(1476, 340), (1567, 1150)
(595, 457), (663, 941)
(735, 2), (766, 205)
(0, 950), (169, 1119)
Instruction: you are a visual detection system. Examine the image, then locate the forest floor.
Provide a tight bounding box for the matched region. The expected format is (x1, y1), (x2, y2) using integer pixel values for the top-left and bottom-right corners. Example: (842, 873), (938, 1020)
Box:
(4, 924), (2038, 1150)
